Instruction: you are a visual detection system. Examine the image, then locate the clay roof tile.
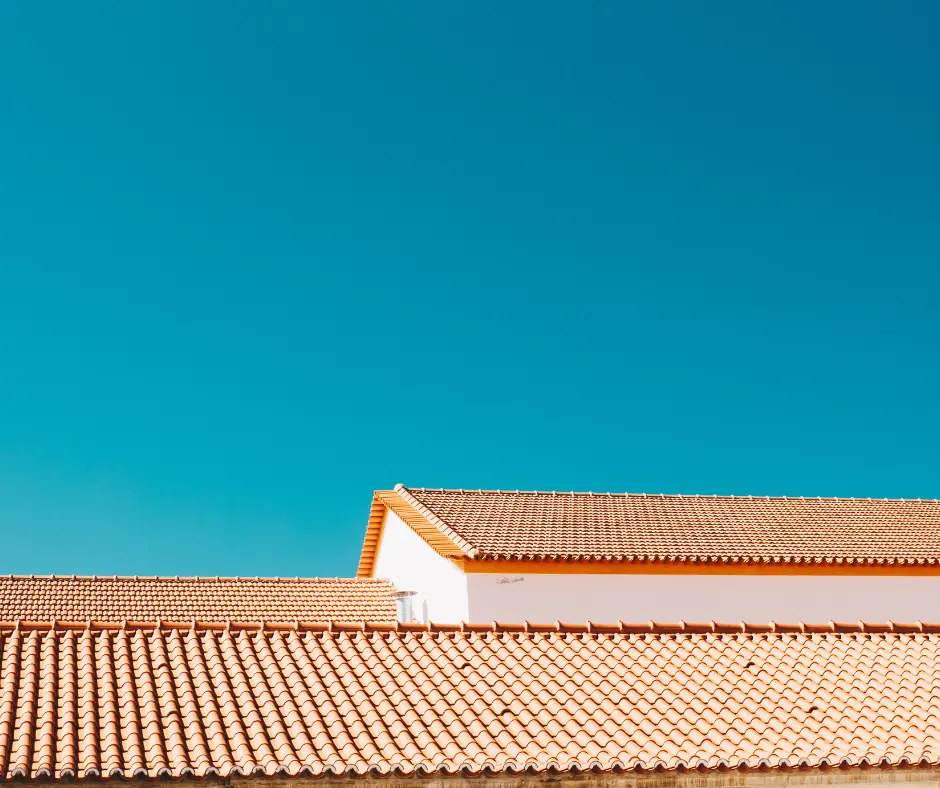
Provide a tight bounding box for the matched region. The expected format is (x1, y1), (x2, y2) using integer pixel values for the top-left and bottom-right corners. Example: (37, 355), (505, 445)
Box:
(0, 621), (938, 780)
(360, 486), (940, 572)
(0, 576), (397, 623)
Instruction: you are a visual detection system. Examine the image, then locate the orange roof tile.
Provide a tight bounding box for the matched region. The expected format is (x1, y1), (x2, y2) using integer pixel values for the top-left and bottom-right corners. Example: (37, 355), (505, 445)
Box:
(0, 575), (397, 623)
(0, 620), (939, 779)
(359, 485), (940, 573)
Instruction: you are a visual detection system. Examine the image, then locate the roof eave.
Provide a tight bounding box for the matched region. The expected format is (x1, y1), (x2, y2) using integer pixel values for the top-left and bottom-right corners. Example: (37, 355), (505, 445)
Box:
(356, 487), (474, 578)
(462, 555), (940, 575)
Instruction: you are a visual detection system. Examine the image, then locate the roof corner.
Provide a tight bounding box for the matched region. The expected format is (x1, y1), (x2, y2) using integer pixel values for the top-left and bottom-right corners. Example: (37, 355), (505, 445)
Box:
(356, 487), (475, 578)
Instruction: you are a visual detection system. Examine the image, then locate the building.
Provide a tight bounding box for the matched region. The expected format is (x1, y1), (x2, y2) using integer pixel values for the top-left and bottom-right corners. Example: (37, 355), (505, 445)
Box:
(3, 492), (940, 787)
(0, 619), (938, 784)
(358, 485), (940, 623)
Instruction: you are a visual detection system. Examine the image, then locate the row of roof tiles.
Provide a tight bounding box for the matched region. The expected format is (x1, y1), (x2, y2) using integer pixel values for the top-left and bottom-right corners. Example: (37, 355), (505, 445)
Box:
(406, 487), (940, 502)
(3, 620), (940, 635)
(1, 624), (939, 780)
(0, 576), (398, 624)
(2, 575), (380, 581)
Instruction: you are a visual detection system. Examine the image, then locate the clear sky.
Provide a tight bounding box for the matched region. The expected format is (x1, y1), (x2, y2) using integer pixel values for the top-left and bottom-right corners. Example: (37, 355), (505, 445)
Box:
(1, 3), (938, 577)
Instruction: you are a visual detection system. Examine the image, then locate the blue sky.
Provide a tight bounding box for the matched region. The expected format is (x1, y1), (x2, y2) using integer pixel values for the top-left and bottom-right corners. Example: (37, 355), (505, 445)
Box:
(1, 3), (938, 577)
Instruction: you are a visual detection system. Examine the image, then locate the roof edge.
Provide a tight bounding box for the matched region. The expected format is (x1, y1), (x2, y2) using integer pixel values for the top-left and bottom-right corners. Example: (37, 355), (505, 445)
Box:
(10, 762), (940, 781)
(0, 574), (393, 583)
(462, 555), (940, 574)
(220, 764), (940, 780)
(357, 486), (474, 578)
(5, 619), (939, 635)
(393, 485), (478, 556)
(356, 493), (390, 578)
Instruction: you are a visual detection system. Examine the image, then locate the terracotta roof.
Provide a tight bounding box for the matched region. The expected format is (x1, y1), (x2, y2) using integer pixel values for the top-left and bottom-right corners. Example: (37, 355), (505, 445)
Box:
(0, 619), (939, 779)
(359, 485), (940, 573)
(0, 576), (397, 623)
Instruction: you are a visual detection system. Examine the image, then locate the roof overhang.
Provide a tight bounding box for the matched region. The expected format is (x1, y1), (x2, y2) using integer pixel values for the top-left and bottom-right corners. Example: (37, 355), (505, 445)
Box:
(229, 768), (940, 786)
(357, 486), (476, 578)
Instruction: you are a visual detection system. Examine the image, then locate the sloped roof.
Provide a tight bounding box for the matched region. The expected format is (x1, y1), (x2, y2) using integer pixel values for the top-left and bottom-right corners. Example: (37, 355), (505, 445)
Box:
(0, 575), (397, 623)
(359, 485), (940, 573)
(1, 619), (940, 779)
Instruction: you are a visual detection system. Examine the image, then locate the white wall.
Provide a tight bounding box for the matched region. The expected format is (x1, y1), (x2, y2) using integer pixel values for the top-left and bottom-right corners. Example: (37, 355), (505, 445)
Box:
(466, 572), (940, 624)
(372, 509), (469, 623)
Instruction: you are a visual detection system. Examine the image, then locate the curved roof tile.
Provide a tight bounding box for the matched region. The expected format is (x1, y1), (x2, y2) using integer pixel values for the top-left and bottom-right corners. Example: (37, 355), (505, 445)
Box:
(0, 621), (938, 778)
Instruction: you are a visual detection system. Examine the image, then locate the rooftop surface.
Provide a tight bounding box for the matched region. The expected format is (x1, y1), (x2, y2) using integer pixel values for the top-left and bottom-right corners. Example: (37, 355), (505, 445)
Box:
(360, 485), (940, 571)
(0, 620), (937, 779)
(0, 575), (398, 623)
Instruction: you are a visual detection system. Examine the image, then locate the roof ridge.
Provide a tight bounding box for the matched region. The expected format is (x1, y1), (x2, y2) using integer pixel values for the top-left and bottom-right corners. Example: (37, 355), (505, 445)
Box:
(3, 619), (938, 635)
(0, 574), (391, 583)
(405, 487), (940, 502)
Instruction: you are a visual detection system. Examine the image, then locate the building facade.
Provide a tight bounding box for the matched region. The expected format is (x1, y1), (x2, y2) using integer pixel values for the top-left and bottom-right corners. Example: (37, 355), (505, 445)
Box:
(360, 485), (940, 624)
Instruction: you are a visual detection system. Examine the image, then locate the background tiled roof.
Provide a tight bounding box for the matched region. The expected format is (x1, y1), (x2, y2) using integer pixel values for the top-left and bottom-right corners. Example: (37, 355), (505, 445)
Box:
(0, 621), (938, 779)
(399, 486), (940, 564)
(0, 575), (397, 623)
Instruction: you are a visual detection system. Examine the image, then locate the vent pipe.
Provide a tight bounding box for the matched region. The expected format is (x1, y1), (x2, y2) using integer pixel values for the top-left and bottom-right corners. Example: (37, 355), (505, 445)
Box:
(394, 590), (417, 623)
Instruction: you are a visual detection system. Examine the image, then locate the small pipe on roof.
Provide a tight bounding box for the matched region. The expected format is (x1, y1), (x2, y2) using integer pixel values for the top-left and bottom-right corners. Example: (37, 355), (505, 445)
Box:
(393, 590), (417, 623)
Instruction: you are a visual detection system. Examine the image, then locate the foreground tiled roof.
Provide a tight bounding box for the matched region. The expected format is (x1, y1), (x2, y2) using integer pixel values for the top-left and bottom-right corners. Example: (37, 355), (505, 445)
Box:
(2, 619), (940, 779)
(0, 576), (397, 623)
(359, 485), (940, 573)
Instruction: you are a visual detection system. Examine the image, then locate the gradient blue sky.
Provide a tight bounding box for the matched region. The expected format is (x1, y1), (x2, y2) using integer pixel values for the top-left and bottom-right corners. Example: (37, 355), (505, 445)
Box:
(1, 3), (938, 577)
